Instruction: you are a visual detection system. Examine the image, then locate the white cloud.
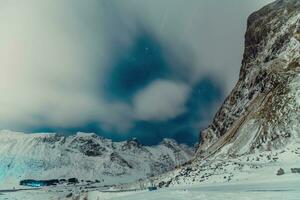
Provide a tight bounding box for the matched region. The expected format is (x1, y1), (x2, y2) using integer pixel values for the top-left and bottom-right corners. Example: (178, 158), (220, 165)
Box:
(0, 0), (132, 132)
(0, 0), (274, 133)
(133, 80), (190, 121)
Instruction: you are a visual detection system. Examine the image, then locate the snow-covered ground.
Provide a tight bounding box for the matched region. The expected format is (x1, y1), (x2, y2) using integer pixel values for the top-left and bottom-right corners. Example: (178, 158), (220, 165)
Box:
(1, 177), (299, 200)
(0, 141), (299, 200)
(88, 180), (300, 200)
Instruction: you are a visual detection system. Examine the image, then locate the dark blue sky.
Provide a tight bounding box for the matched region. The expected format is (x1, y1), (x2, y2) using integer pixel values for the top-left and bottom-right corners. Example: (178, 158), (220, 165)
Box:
(104, 30), (170, 102)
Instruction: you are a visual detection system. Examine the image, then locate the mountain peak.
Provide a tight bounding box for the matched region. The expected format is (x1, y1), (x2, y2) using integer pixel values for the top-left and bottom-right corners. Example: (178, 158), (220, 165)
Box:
(196, 0), (300, 158)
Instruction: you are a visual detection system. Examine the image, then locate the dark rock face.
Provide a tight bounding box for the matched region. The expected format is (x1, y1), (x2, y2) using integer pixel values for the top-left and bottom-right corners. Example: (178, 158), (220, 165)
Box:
(35, 134), (64, 145)
(121, 138), (142, 151)
(242, 0), (300, 77)
(197, 0), (300, 157)
(66, 193), (73, 198)
(68, 135), (107, 157)
(68, 178), (79, 184)
(110, 152), (133, 169)
(276, 168), (285, 176)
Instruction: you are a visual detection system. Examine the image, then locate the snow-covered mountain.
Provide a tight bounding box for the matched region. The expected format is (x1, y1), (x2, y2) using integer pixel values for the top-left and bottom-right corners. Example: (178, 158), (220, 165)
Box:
(196, 0), (300, 159)
(131, 0), (300, 188)
(0, 130), (194, 186)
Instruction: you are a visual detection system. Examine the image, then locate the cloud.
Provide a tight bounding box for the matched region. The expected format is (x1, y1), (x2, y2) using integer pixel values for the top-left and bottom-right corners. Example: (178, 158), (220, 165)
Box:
(133, 80), (190, 121)
(0, 0), (275, 143)
(0, 0), (133, 132)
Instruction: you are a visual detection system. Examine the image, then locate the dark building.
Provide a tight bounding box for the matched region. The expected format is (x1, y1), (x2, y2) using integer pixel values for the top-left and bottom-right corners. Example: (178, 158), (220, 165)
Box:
(20, 179), (59, 187)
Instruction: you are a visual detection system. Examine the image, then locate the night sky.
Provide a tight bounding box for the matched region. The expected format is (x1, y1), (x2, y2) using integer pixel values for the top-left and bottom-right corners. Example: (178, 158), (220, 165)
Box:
(29, 28), (224, 145)
(0, 0), (273, 146)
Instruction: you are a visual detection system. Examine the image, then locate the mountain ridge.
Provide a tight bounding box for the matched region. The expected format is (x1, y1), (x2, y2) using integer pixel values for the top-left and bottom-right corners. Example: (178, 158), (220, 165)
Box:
(0, 130), (194, 186)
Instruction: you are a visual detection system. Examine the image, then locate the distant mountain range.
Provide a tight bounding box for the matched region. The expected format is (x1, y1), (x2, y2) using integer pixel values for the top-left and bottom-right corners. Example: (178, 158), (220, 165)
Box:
(0, 130), (194, 186)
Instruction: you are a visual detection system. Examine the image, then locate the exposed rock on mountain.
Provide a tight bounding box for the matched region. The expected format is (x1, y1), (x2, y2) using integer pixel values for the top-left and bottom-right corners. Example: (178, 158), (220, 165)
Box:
(0, 130), (194, 185)
(197, 0), (300, 158)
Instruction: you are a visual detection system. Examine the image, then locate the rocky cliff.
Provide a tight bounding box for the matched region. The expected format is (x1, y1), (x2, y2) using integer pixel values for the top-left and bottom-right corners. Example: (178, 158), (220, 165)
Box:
(197, 0), (300, 158)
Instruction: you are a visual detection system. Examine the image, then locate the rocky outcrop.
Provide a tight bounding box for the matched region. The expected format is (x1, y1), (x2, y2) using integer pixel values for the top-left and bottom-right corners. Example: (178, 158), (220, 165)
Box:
(197, 0), (300, 158)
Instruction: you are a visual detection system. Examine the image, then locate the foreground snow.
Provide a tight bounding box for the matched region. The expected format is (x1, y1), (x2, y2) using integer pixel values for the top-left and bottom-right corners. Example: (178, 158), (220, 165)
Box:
(88, 180), (300, 200)
(1, 141), (299, 200)
(1, 177), (299, 200)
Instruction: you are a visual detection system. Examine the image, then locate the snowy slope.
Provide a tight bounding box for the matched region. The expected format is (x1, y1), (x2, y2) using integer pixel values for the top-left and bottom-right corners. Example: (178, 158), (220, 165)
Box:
(3, 177), (300, 200)
(85, 179), (300, 200)
(0, 130), (194, 186)
(113, 140), (300, 191)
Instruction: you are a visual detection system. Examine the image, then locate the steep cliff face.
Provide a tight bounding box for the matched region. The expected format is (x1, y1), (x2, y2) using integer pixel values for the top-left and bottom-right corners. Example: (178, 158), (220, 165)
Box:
(197, 0), (300, 158)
